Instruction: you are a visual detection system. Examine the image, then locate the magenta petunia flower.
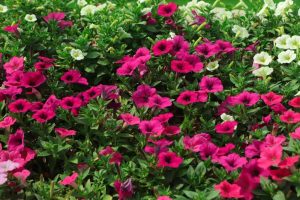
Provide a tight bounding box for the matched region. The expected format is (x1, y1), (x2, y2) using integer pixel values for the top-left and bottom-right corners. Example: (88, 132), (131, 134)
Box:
(0, 116), (16, 128)
(3, 24), (19, 35)
(157, 2), (177, 17)
(280, 110), (300, 124)
(214, 180), (243, 199)
(245, 140), (262, 158)
(278, 156), (299, 169)
(157, 151), (183, 168)
(291, 127), (300, 139)
(217, 153), (247, 172)
(12, 169), (30, 184)
(170, 60), (193, 73)
(263, 134), (286, 148)
(269, 168), (291, 181)
(270, 103), (287, 114)
(215, 121), (238, 135)
(195, 43), (220, 58)
(176, 91), (198, 105)
(199, 76), (223, 93)
(152, 113), (174, 124)
(120, 113), (140, 125)
(134, 47), (151, 64)
(58, 20), (73, 29)
(34, 62), (53, 71)
(114, 178), (134, 200)
(170, 35), (190, 55)
(157, 196), (172, 200)
(21, 72), (46, 88)
(261, 92), (283, 106)
(152, 40), (173, 56)
(148, 94), (172, 109)
(139, 120), (164, 136)
(231, 91), (260, 107)
(289, 97), (300, 108)
(8, 129), (24, 151)
(60, 96), (83, 110)
(8, 99), (32, 113)
(162, 125), (180, 136)
(215, 40), (236, 54)
(4, 71), (24, 87)
(109, 152), (123, 166)
(32, 109), (56, 123)
(61, 70), (88, 85)
(3, 56), (24, 74)
(198, 142), (218, 160)
(257, 146), (282, 169)
(59, 172), (78, 188)
(183, 133), (211, 152)
(99, 146), (114, 156)
(145, 139), (173, 155)
(116, 60), (139, 76)
(55, 128), (76, 138)
(132, 84), (156, 108)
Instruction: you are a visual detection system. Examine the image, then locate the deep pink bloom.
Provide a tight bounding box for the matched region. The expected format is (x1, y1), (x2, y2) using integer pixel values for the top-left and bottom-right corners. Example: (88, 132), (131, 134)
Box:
(55, 128), (76, 138)
(99, 146), (114, 156)
(170, 60), (193, 73)
(114, 178), (134, 200)
(157, 196), (172, 200)
(257, 146), (282, 169)
(157, 152), (183, 168)
(3, 24), (19, 34)
(152, 40), (173, 56)
(269, 168), (291, 181)
(61, 70), (88, 85)
(217, 153), (247, 172)
(12, 169), (30, 184)
(199, 76), (223, 93)
(289, 97), (300, 108)
(34, 62), (53, 71)
(8, 129), (24, 151)
(132, 85), (156, 108)
(215, 40), (236, 54)
(44, 12), (65, 22)
(261, 92), (283, 106)
(21, 72), (46, 88)
(38, 56), (56, 63)
(213, 143), (235, 159)
(60, 96), (82, 110)
(4, 71), (24, 87)
(245, 41), (259, 52)
(148, 95), (172, 109)
(171, 36), (190, 55)
(120, 113), (140, 125)
(58, 20), (73, 29)
(280, 110), (300, 124)
(144, 139), (172, 155)
(278, 156), (299, 168)
(231, 91), (260, 107)
(82, 87), (102, 103)
(109, 152), (123, 166)
(183, 133), (211, 152)
(162, 126), (180, 136)
(291, 127), (300, 139)
(152, 113), (173, 124)
(176, 91), (198, 105)
(43, 95), (60, 111)
(8, 99), (31, 113)
(134, 47), (151, 64)
(32, 109), (56, 123)
(0, 116), (16, 128)
(270, 103), (287, 114)
(214, 180), (243, 199)
(245, 140), (262, 158)
(59, 172), (78, 187)
(215, 121), (238, 135)
(157, 2), (177, 17)
(263, 134), (285, 148)
(116, 60), (139, 76)
(195, 43), (219, 58)
(198, 142), (218, 160)
(139, 120), (164, 136)
(142, 12), (157, 25)
(3, 57), (24, 74)
(177, 52), (203, 72)
(191, 10), (206, 25)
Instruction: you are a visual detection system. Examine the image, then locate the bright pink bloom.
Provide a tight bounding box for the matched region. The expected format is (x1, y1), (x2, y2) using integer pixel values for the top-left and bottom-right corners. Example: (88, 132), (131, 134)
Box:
(148, 95), (172, 109)
(21, 72), (46, 88)
(157, 196), (172, 200)
(195, 43), (219, 58)
(13, 169), (30, 184)
(142, 12), (157, 25)
(218, 153), (247, 172)
(280, 110), (300, 124)
(257, 146), (282, 169)
(199, 76), (223, 93)
(134, 47), (151, 64)
(170, 60), (193, 73)
(132, 85), (156, 108)
(269, 168), (291, 181)
(152, 113), (173, 124)
(245, 140), (262, 158)
(231, 91), (260, 107)
(157, 2), (177, 17)
(245, 41), (259, 52)
(114, 178), (134, 200)
(55, 128), (76, 138)
(289, 97), (300, 108)
(120, 113), (140, 125)
(43, 95), (60, 111)
(61, 70), (88, 85)
(44, 12), (65, 22)
(109, 152), (123, 166)
(177, 52), (203, 72)
(60, 172), (78, 187)
(32, 109), (56, 123)
(176, 91), (198, 105)
(3, 24), (19, 34)
(8, 129), (24, 151)
(215, 121), (238, 135)
(171, 36), (189, 55)
(3, 57), (24, 74)
(263, 134), (285, 148)
(183, 133), (211, 152)
(214, 180), (243, 199)
(8, 99), (31, 113)
(261, 92), (283, 106)
(157, 152), (183, 168)
(99, 146), (114, 156)
(152, 40), (173, 56)
(162, 126), (180, 136)
(38, 56), (56, 63)
(34, 62), (53, 71)
(4, 71), (24, 87)
(0, 116), (16, 128)
(270, 103), (287, 114)
(145, 139), (173, 155)
(215, 40), (236, 54)
(139, 120), (164, 136)
(278, 156), (299, 168)
(198, 142), (218, 160)
(60, 96), (82, 110)
(291, 127), (300, 139)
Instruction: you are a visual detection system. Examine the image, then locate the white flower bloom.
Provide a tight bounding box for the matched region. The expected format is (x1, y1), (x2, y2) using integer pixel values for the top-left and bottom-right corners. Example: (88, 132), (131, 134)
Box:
(232, 25), (249, 39)
(96, 3), (107, 11)
(252, 67), (274, 78)
(264, 0), (276, 9)
(256, 4), (269, 20)
(0, 4), (8, 13)
(221, 113), (234, 121)
(80, 5), (97, 16)
(275, 0), (293, 16)
(253, 52), (272, 65)
(206, 61), (219, 71)
(167, 32), (176, 40)
(77, 0), (87, 7)
(298, 8), (300, 16)
(287, 36), (300, 49)
(277, 50), (296, 64)
(106, 1), (116, 10)
(24, 14), (37, 22)
(275, 35), (290, 49)
(298, 61), (300, 65)
(141, 7), (152, 15)
(231, 9), (246, 17)
(295, 91), (300, 96)
(70, 49), (84, 60)
(211, 7), (232, 21)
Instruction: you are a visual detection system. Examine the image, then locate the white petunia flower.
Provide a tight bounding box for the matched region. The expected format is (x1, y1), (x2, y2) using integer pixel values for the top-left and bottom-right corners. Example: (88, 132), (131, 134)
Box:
(221, 113), (234, 121)
(252, 67), (274, 79)
(80, 5), (97, 16)
(206, 61), (219, 71)
(287, 36), (300, 49)
(141, 7), (152, 15)
(167, 32), (176, 40)
(231, 9), (246, 17)
(70, 49), (84, 60)
(277, 50), (296, 64)
(77, 0), (87, 7)
(264, 0), (276, 9)
(275, 35), (290, 49)
(0, 4), (8, 13)
(253, 52), (272, 65)
(296, 91), (300, 96)
(24, 14), (37, 22)
(211, 7), (232, 21)
(96, 3), (107, 11)
(232, 25), (249, 39)
(275, 0), (293, 16)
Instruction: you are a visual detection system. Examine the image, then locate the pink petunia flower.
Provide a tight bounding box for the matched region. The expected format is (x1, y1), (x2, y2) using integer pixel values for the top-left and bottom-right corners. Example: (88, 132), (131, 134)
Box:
(152, 113), (174, 124)
(198, 142), (218, 160)
(257, 146), (282, 169)
(32, 109), (56, 123)
(280, 110), (300, 124)
(3, 57), (24, 74)
(152, 40), (173, 56)
(270, 103), (287, 114)
(99, 146), (114, 156)
(183, 133), (211, 152)
(157, 2), (177, 17)
(132, 85), (156, 108)
(162, 126), (180, 136)
(59, 172), (78, 188)
(60, 96), (82, 110)
(157, 152), (183, 168)
(8, 99), (32, 113)
(176, 91), (198, 105)
(278, 156), (299, 168)
(245, 140), (262, 158)
(120, 113), (140, 125)
(170, 60), (193, 73)
(114, 178), (134, 200)
(61, 70), (88, 85)
(0, 116), (16, 128)
(3, 24), (19, 35)
(21, 72), (46, 88)
(139, 120), (164, 136)
(157, 196), (172, 200)
(8, 129), (24, 151)
(195, 43), (220, 58)
(269, 168), (292, 181)
(109, 152), (123, 166)
(291, 127), (300, 139)
(261, 92), (283, 106)
(199, 76), (223, 93)
(214, 180), (243, 199)
(215, 121), (238, 135)
(144, 139), (173, 155)
(230, 91), (260, 107)
(289, 97), (300, 108)
(148, 95), (172, 109)
(215, 40), (236, 54)
(217, 153), (247, 172)
(55, 128), (76, 138)
(13, 169), (30, 184)
(170, 35), (190, 55)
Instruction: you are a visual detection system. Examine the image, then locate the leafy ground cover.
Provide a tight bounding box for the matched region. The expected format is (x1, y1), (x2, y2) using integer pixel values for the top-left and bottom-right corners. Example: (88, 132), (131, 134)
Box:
(0, 0), (300, 199)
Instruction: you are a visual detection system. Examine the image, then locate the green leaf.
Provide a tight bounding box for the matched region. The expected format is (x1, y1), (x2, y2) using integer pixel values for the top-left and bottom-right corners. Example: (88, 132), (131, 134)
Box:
(273, 191), (285, 200)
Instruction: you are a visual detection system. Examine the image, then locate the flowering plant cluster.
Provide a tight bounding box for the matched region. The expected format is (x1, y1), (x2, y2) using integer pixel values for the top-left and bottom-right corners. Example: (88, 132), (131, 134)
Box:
(0, 0), (300, 199)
